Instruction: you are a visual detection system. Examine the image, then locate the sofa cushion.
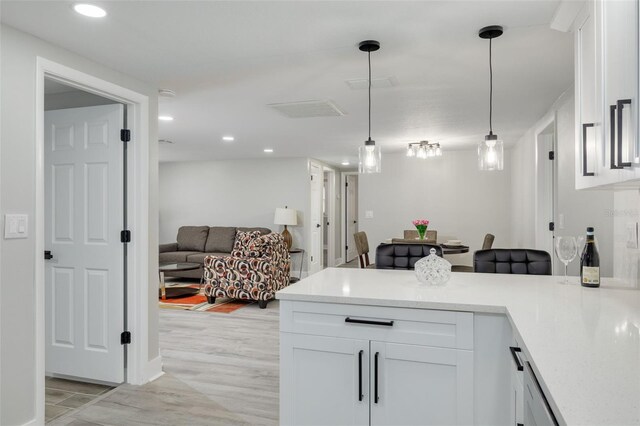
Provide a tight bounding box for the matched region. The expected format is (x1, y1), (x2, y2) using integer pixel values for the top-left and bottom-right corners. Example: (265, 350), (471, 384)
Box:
(186, 252), (229, 264)
(159, 251), (201, 263)
(205, 227), (237, 253)
(238, 227), (271, 236)
(176, 226), (209, 252)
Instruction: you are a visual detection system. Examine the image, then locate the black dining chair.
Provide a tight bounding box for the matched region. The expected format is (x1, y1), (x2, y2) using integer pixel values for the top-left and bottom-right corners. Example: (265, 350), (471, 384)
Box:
(473, 249), (552, 275)
(375, 243), (443, 270)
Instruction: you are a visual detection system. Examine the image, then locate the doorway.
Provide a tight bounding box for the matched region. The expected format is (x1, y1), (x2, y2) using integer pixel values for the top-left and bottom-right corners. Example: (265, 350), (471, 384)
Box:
(342, 172), (359, 263)
(323, 168), (336, 268)
(35, 58), (153, 425)
(535, 119), (557, 272)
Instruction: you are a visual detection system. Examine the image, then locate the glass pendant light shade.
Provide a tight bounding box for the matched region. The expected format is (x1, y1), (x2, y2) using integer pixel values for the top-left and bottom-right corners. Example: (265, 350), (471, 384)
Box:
(478, 133), (504, 171)
(406, 144), (415, 157)
(359, 138), (381, 173)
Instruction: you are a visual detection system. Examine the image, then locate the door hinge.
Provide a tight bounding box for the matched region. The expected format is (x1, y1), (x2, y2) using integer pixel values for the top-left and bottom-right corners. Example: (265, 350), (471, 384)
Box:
(121, 331), (131, 345)
(121, 230), (131, 243)
(345, 245), (348, 250)
(549, 151), (555, 160)
(120, 129), (131, 142)
(346, 182), (349, 187)
(311, 255), (314, 262)
(549, 222), (555, 231)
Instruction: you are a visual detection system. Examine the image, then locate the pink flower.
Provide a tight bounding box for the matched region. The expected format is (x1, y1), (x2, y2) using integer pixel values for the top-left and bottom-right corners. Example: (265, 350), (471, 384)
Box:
(412, 219), (430, 226)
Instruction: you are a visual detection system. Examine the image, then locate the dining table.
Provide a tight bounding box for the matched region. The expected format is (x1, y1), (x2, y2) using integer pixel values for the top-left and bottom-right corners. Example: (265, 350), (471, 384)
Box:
(383, 238), (470, 255)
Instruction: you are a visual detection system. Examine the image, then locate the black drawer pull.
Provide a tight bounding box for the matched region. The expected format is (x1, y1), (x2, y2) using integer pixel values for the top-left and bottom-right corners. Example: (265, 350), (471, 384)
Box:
(374, 351), (380, 403)
(617, 99), (632, 168)
(358, 350), (363, 402)
(509, 346), (523, 371)
(345, 317), (394, 327)
(582, 123), (595, 176)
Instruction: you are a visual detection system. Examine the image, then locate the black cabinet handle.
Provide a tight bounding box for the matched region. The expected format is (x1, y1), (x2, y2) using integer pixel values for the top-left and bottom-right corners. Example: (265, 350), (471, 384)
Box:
(509, 346), (523, 371)
(610, 104), (621, 169)
(617, 99), (632, 168)
(44, 250), (53, 260)
(358, 350), (363, 402)
(517, 423), (524, 426)
(582, 123), (595, 176)
(374, 351), (380, 403)
(345, 317), (394, 327)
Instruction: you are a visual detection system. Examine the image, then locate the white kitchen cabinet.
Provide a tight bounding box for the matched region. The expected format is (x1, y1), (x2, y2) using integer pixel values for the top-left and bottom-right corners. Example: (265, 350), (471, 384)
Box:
(279, 301), (475, 425)
(602, 0), (639, 179)
(508, 345), (525, 426)
(280, 333), (369, 425)
(370, 341), (473, 426)
(524, 362), (559, 426)
(574, 0), (640, 189)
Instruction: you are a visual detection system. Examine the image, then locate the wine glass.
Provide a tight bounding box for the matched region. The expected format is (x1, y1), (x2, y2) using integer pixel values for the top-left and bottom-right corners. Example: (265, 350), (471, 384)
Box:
(555, 236), (578, 284)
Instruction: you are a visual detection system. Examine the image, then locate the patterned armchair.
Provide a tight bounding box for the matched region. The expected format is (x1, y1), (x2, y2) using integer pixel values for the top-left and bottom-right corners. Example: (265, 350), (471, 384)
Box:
(203, 231), (291, 309)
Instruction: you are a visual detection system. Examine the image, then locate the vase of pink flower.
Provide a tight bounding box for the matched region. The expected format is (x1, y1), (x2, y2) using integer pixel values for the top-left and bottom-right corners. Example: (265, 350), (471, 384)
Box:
(412, 219), (430, 240)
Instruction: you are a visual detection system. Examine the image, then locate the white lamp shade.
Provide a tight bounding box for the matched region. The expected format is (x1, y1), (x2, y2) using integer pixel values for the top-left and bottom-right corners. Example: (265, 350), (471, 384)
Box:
(274, 208), (298, 226)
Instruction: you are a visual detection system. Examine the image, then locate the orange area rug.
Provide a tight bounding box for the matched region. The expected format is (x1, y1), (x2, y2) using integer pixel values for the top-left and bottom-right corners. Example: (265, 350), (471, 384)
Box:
(158, 281), (254, 314)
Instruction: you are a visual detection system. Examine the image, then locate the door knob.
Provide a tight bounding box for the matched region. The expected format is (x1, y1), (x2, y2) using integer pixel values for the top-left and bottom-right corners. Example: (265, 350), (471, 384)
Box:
(44, 250), (53, 260)
(316, 224), (321, 228)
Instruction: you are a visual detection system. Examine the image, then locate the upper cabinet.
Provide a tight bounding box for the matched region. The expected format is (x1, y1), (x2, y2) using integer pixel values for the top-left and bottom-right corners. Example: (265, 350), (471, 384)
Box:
(574, 0), (640, 189)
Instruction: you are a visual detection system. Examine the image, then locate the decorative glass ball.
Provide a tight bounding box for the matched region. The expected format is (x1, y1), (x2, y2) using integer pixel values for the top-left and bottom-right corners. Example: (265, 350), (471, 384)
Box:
(415, 248), (452, 286)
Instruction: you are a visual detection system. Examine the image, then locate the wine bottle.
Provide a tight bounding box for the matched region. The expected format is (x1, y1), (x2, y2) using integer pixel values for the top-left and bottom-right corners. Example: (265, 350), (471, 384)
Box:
(580, 227), (600, 288)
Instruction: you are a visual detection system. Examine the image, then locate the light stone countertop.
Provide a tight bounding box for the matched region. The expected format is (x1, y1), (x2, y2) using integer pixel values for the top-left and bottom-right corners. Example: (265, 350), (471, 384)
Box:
(276, 268), (640, 425)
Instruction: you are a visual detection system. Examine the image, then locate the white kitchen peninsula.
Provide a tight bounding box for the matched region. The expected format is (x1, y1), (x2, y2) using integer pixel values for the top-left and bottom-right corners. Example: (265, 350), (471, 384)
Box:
(276, 268), (640, 426)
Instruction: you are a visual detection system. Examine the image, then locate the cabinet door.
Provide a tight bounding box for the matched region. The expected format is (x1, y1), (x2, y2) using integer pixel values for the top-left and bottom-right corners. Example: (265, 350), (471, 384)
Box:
(280, 333), (369, 426)
(509, 348), (525, 426)
(370, 341), (473, 426)
(603, 0), (638, 180)
(575, 1), (606, 189)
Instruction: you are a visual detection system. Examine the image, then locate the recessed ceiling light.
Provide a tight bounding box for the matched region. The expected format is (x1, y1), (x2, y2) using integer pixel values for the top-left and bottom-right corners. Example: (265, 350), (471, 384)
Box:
(158, 116), (174, 121)
(222, 136), (235, 142)
(73, 3), (107, 18)
(341, 161), (350, 166)
(264, 148), (274, 153)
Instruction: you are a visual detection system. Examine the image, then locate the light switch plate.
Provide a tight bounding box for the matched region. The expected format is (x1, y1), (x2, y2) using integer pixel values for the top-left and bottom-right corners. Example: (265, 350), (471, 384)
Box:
(365, 210), (374, 219)
(4, 214), (29, 239)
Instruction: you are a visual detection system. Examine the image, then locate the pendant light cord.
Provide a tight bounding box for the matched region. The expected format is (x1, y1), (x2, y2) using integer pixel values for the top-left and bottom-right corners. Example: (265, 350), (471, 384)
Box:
(368, 50), (372, 140)
(489, 38), (493, 134)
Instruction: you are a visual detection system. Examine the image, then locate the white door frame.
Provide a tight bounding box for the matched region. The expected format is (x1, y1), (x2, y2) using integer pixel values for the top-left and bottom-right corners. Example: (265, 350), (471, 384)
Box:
(35, 58), (153, 425)
(322, 167), (337, 267)
(534, 113), (557, 273)
(340, 171), (359, 264)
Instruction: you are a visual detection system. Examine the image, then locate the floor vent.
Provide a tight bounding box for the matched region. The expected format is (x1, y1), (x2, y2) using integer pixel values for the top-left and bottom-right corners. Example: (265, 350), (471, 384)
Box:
(268, 100), (345, 118)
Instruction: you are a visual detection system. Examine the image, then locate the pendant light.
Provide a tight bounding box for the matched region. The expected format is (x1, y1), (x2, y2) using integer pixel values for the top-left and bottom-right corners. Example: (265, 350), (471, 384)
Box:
(478, 25), (504, 171)
(358, 40), (382, 174)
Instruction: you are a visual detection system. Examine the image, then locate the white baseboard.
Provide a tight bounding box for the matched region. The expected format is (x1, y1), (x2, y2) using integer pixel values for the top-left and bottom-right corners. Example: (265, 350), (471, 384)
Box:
(22, 418), (39, 426)
(144, 355), (164, 383)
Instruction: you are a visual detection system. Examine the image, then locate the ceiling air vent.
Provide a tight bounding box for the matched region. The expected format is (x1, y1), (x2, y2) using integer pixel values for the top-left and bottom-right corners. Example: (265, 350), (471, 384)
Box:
(346, 76), (396, 90)
(268, 100), (345, 118)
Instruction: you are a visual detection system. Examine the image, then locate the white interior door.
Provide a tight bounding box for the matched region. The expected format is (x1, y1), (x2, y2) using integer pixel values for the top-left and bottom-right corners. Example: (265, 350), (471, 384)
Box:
(45, 104), (125, 383)
(535, 129), (555, 268)
(309, 163), (323, 275)
(346, 175), (358, 262)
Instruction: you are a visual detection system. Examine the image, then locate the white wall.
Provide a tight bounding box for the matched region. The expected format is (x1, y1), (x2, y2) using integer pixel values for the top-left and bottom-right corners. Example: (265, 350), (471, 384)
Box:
(358, 150), (512, 266)
(612, 190), (640, 287)
(510, 89), (614, 277)
(0, 24), (159, 425)
(159, 158), (310, 265)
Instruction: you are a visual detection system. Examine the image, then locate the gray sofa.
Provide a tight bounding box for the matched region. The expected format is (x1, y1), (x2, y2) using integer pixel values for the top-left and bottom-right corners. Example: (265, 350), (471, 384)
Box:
(159, 226), (271, 279)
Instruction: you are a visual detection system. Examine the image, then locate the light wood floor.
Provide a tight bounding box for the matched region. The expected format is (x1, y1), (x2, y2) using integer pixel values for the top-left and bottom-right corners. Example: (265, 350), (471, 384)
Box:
(51, 301), (280, 425)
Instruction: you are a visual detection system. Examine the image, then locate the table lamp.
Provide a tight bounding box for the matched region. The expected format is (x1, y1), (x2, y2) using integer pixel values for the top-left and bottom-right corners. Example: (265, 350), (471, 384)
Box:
(274, 207), (297, 250)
